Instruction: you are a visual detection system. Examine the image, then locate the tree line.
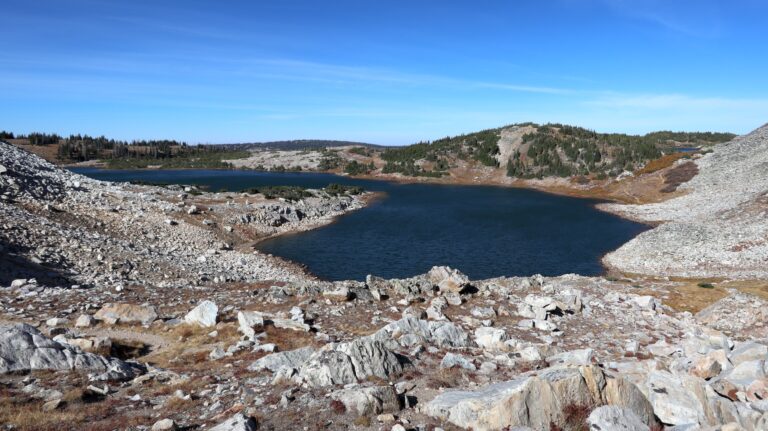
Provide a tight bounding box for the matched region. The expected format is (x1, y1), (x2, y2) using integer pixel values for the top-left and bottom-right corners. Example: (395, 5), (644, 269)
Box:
(378, 122), (735, 179)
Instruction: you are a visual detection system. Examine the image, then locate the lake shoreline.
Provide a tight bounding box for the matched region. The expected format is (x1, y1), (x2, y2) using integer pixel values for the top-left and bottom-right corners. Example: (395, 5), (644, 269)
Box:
(69, 164), (655, 224)
(71, 166), (650, 281)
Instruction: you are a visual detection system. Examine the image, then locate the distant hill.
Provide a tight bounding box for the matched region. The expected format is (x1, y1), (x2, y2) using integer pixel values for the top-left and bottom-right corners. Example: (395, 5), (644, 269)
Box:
(379, 123), (735, 179)
(219, 140), (388, 151)
(2, 126), (736, 178)
(0, 129), (387, 166)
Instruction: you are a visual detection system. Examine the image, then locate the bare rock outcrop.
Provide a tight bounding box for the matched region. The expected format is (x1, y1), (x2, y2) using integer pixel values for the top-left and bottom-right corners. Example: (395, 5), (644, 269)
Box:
(330, 385), (402, 416)
(423, 365), (655, 430)
(587, 406), (650, 431)
(94, 303), (158, 326)
(298, 338), (407, 387)
(209, 413), (257, 431)
(0, 323), (141, 381)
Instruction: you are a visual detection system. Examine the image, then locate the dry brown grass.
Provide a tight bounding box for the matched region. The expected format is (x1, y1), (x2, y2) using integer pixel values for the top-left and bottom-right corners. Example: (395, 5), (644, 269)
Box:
(11, 141), (62, 163)
(162, 395), (195, 412)
(329, 399), (346, 415)
(263, 325), (319, 351)
(145, 322), (241, 369)
(0, 389), (152, 431)
(562, 402), (593, 431)
(622, 276), (768, 314)
(426, 367), (472, 389)
(721, 279), (768, 302)
(635, 280), (728, 314)
(353, 415), (372, 426)
(146, 378), (205, 398)
(661, 161), (699, 193)
(61, 387), (87, 404)
(0, 397), (79, 431)
(635, 153), (689, 175)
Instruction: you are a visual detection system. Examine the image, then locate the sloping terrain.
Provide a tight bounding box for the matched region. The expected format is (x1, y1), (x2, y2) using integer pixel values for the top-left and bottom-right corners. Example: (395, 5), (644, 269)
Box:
(0, 141), (368, 288)
(603, 123), (768, 278)
(494, 125), (536, 168)
(3, 137), (768, 430)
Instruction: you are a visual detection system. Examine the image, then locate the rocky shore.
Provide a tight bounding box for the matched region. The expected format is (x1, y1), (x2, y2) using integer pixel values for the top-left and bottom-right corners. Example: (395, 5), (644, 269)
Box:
(2, 126), (768, 431)
(0, 141), (369, 289)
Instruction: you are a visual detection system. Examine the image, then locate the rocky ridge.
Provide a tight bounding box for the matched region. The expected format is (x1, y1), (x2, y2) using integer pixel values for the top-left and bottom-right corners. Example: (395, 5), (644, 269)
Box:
(603, 123), (768, 278)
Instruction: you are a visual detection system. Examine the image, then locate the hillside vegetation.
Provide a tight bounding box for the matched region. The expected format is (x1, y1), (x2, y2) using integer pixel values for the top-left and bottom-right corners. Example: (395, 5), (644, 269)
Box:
(1, 125), (735, 177)
(219, 139), (385, 151)
(379, 123), (735, 179)
(0, 131), (249, 168)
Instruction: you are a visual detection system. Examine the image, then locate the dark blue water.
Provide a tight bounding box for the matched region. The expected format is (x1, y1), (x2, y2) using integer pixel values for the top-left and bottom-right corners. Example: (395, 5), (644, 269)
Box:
(71, 168), (647, 281)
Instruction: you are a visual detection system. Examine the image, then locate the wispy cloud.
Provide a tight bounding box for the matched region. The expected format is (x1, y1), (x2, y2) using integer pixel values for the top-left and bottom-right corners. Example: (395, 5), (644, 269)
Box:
(472, 82), (575, 95)
(223, 57), (575, 95)
(585, 93), (768, 110)
(599, 0), (723, 38)
(0, 52), (575, 96)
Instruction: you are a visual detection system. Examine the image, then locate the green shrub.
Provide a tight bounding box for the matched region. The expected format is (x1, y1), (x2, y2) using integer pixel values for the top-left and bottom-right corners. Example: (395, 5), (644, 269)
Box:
(348, 146), (371, 156)
(323, 183), (363, 196)
(344, 160), (374, 175)
(243, 186), (311, 201)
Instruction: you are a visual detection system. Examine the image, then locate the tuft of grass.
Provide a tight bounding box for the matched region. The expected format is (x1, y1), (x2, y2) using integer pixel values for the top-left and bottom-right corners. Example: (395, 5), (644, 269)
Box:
(426, 367), (469, 389)
(354, 415), (371, 427)
(162, 395), (194, 412)
(0, 391), (148, 431)
(562, 402), (593, 431)
(262, 325), (319, 351)
(329, 399), (346, 415)
(697, 282), (715, 289)
(61, 388), (86, 404)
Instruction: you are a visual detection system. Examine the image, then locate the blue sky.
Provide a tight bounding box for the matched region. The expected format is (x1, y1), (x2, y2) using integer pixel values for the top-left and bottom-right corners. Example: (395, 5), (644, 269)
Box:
(1, 0), (766, 145)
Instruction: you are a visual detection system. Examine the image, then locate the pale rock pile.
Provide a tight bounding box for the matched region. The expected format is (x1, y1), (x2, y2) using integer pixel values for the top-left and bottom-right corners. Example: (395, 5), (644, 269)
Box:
(0, 140), (96, 203)
(0, 141), (369, 288)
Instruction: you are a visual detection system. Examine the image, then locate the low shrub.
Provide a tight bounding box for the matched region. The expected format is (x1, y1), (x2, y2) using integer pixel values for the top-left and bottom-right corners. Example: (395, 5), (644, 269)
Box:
(323, 183), (363, 196)
(329, 399), (346, 415)
(243, 186), (311, 201)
